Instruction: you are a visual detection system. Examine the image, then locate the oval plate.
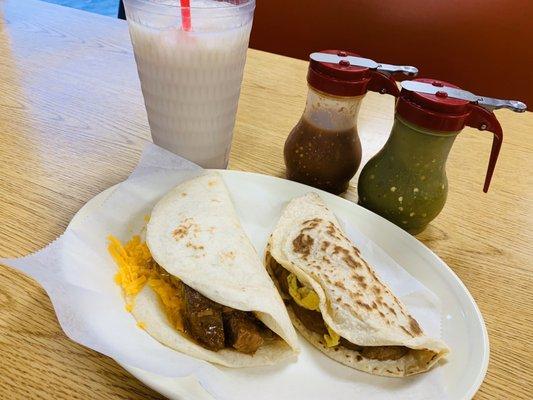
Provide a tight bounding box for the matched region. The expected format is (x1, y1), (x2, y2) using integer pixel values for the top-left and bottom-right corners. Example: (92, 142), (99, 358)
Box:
(70, 170), (489, 400)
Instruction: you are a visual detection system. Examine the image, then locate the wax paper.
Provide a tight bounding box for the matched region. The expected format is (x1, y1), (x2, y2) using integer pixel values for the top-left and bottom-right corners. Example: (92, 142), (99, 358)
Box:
(0, 144), (447, 400)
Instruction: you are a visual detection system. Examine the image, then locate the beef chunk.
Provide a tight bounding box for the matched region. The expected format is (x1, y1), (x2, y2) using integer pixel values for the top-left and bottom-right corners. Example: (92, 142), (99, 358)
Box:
(291, 302), (327, 335)
(224, 311), (264, 354)
(182, 285), (225, 351)
(361, 345), (409, 361)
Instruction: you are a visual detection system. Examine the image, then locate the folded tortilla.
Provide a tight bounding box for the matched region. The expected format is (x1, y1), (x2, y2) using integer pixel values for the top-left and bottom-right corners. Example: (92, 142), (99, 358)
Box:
(114, 172), (299, 367)
(266, 192), (449, 377)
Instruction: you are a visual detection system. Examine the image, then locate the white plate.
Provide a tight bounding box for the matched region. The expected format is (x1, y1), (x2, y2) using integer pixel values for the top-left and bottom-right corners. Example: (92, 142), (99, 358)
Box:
(71, 170), (489, 400)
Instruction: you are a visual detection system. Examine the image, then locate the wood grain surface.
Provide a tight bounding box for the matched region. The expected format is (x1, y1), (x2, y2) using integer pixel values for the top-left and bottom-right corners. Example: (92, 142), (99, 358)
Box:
(0, 0), (531, 399)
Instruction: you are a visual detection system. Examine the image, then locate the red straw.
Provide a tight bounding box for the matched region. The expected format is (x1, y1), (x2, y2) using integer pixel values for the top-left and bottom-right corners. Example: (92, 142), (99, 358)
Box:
(180, 0), (191, 31)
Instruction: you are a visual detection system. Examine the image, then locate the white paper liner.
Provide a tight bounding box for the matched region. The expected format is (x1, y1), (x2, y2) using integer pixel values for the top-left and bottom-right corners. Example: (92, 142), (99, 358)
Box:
(1, 143), (448, 400)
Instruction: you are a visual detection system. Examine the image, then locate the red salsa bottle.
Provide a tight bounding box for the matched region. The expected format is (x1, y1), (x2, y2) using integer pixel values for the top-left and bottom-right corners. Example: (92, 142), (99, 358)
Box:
(284, 50), (413, 194)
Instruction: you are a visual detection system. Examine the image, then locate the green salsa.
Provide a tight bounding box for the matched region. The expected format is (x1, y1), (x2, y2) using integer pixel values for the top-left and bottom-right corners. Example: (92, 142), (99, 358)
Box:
(358, 116), (460, 234)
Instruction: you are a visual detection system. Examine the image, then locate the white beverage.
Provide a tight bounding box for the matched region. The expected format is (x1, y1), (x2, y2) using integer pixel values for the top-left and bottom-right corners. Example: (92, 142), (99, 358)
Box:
(124, 0), (255, 168)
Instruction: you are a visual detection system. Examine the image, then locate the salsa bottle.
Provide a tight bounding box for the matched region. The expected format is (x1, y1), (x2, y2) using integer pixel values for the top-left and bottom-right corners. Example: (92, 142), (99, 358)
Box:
(284, 50), (418, 194)
(358, 78), (526, 234)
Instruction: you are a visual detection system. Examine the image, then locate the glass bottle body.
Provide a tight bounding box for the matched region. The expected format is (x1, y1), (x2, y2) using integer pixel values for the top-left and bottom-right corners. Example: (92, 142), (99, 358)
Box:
(358, 116), (460, 234)
(284, 87), (364, 194)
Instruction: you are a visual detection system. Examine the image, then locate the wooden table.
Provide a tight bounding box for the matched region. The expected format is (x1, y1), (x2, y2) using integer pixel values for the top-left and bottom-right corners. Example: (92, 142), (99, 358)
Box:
(0, 1), (531, 399)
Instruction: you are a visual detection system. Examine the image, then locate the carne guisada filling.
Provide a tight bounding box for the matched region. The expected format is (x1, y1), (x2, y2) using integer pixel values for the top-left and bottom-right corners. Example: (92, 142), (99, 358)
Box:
(181, 282), (268, 354)
(268, 254), (409, 361)
(109, 235), (273, 355)
(154, 263), (272, 354)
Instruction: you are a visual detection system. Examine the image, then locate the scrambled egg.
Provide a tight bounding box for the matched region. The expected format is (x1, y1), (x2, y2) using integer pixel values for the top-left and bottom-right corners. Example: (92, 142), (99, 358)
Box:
(108, 235), (184, 332)
(286, 273), (340, 347)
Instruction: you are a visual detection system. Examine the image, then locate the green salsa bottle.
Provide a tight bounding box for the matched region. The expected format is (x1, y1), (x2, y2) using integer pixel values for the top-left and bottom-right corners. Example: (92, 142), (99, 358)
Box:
(358, 78), (519, 234)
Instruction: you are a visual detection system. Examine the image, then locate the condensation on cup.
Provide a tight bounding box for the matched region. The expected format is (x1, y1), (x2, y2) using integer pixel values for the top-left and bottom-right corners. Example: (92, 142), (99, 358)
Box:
(123, 0), (255, 168)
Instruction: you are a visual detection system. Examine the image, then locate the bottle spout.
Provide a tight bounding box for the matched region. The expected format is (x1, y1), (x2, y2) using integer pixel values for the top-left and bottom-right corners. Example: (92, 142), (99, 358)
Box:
(465, 105), (503, 192)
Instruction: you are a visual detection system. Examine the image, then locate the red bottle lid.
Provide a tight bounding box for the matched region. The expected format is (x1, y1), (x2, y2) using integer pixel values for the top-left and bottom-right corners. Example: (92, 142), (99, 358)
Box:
(396, 78), (474, 131)
(396, 77), (504, 193)
(307, 50), (399, 97)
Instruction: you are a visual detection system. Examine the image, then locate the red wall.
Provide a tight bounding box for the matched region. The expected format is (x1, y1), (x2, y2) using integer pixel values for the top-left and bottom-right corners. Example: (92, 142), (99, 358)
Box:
(250, 0), (533, 107)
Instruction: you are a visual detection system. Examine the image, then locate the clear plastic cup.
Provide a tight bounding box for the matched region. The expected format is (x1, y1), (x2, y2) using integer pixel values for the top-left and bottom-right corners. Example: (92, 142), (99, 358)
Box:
(123, 0), (255, 168)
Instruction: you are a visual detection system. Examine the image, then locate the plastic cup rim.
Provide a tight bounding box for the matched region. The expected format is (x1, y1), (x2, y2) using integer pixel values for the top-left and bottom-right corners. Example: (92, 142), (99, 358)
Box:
(124, 0), (255, 10)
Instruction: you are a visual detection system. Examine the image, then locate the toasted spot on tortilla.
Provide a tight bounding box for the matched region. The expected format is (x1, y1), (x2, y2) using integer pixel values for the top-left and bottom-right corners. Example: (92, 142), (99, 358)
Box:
(293, 233), (314, 257)
(350, 295), (362, 306)
(186, 242), (204, 251)
(180, 192), (187, 197)
(409, 316), (423, 335)
(333, 245), (350, 256)
(320, 241), (330, 251)
(208, 180), (217, 187)
(221, 251), (236, 261)
(343, 255), (362, 269)
(401, 326), (414, 337)
(334, 281), (345, 290)
(356, 355), (363, 361)
(356, 300), (372, 311)
(325, 222), (341, 239)
(301, 218), (322, 231)
(172, 218), (194, 240)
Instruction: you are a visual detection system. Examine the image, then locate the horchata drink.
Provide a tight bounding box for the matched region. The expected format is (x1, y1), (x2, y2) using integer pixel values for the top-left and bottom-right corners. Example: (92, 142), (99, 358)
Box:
(123, 0), (255, 168)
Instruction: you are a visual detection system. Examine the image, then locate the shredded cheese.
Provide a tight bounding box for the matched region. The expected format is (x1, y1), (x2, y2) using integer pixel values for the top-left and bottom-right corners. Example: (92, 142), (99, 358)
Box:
(148, 277), (184, 331)
(286, 272), (340, 347)
(108, 235), (184, 332)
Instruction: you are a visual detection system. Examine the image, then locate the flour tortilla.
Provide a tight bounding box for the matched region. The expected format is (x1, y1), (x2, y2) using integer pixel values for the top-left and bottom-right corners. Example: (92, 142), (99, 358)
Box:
(267, 192), (449, 376)
(137, 172), (299, 367)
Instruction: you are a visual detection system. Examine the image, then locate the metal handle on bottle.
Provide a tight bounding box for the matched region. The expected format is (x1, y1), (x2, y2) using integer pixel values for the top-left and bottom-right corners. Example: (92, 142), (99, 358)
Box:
(465, 105), (503, 193)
